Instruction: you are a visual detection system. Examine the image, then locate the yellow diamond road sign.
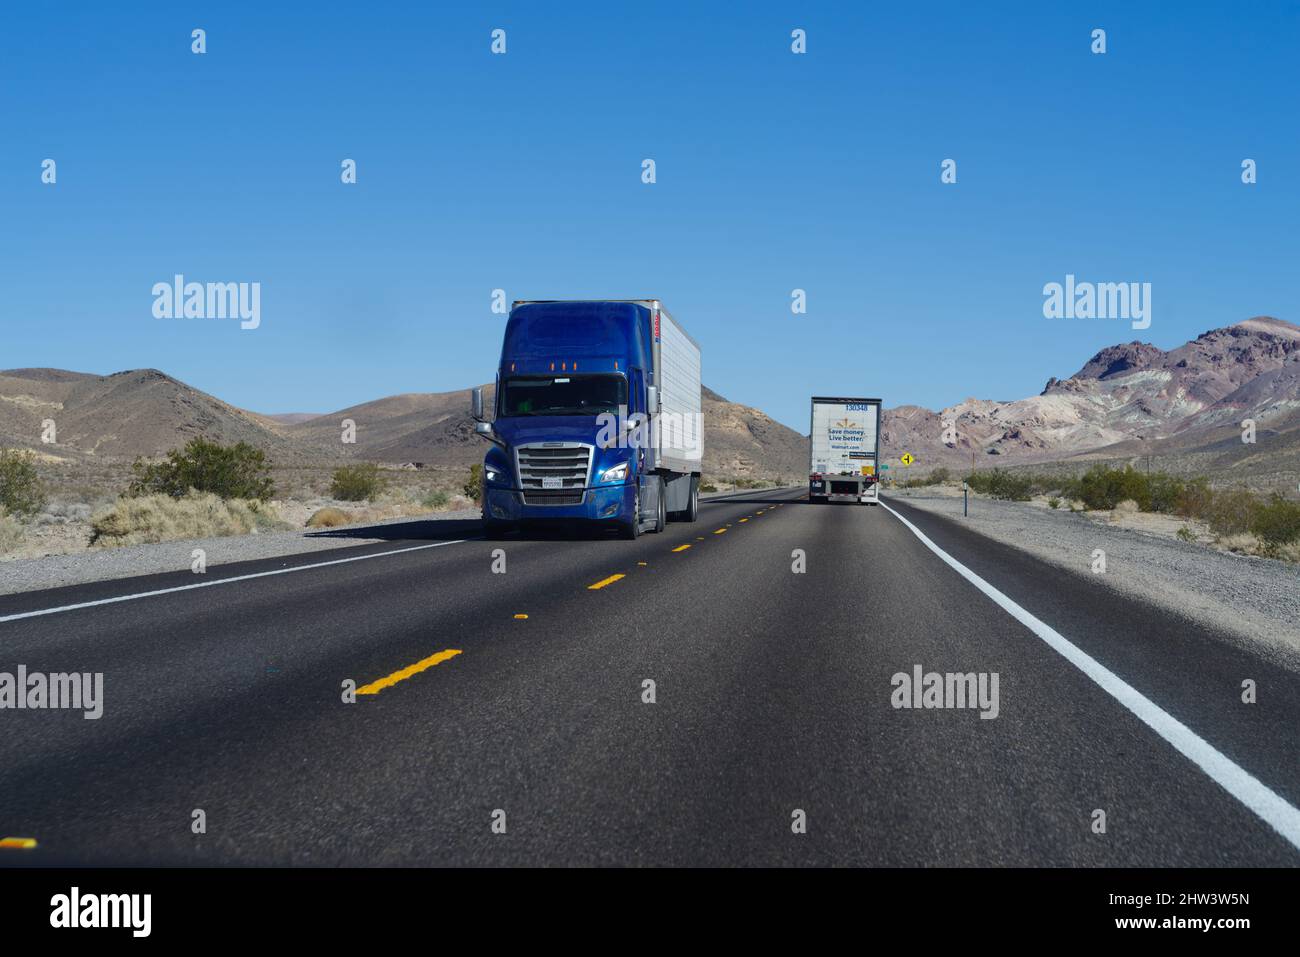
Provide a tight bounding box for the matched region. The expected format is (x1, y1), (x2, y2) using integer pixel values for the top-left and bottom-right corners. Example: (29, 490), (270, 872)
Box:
(900, 452), (915, 466)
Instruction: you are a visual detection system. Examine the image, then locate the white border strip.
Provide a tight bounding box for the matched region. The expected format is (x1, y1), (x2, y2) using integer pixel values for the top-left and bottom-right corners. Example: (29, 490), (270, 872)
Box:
(881, 501), (1300, 852)
(0, 539), (470, 624)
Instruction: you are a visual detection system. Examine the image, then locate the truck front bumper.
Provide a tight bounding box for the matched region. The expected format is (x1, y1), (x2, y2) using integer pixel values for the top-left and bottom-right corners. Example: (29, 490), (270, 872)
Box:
(483, 484), (636, 524)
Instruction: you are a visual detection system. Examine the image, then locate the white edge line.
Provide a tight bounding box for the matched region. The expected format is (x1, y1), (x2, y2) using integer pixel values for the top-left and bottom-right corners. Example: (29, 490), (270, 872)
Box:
(0, 539), (472, 624)
(880, 501), (1300, 852)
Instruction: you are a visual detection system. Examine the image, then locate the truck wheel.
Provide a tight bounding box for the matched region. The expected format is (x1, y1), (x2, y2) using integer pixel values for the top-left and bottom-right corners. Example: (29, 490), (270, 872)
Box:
(684, 476), (699, 522)
(620, 487), (641, 540)
(653, 478), (666, 533)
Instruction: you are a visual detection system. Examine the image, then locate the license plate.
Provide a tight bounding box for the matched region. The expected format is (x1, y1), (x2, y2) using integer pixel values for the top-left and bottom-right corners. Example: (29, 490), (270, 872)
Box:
(542, 477), (563, 490)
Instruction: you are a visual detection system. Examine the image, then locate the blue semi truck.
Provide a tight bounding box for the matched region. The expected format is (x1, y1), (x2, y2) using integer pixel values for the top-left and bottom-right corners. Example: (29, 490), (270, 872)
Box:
(471, 299), (703, 539)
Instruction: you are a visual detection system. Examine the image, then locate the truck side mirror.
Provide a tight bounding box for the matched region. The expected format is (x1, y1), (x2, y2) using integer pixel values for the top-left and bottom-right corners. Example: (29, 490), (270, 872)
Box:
(471, 386), (484, 421)
(647, 386), (659, 414)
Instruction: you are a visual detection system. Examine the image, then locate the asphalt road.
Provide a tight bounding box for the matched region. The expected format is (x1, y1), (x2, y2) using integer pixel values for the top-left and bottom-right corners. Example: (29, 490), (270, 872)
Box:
(1, 489), (1296, 866)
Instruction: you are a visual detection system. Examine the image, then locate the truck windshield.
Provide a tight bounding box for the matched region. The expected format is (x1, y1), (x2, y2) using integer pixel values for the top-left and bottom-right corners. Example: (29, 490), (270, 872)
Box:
(500, 375), (627, 417)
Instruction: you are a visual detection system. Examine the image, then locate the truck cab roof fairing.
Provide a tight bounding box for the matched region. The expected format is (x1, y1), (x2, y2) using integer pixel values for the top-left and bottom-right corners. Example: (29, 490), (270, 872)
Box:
(502, 301), (652, 368)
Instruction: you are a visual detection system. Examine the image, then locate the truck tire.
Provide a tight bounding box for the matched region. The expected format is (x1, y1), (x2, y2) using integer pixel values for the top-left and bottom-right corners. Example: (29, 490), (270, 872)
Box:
(620, 486), (641, 540)
(684, 475), (699, 522)
(653, 477), (666, 533)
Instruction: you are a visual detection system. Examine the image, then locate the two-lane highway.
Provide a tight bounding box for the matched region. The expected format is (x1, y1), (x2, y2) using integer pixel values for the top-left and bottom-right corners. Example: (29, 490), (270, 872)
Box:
(0, 489), (1296, 865)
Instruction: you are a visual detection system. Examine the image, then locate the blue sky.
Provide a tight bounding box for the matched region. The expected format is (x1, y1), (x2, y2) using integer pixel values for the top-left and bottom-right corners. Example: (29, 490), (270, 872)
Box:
(2, 1), (1297, 430)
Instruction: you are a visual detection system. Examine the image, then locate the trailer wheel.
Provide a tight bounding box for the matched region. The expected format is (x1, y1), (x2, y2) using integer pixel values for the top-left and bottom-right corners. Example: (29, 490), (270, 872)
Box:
(653, 478), (666, 533)
(684, 475), (699, 522)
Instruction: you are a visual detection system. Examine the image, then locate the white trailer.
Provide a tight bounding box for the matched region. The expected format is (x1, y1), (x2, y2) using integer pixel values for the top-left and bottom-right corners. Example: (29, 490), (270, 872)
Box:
(809, 396), (882, 505)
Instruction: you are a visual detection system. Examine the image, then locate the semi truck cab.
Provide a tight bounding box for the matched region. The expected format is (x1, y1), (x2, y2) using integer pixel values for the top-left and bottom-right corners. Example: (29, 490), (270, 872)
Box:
(471, 300), (702, 539)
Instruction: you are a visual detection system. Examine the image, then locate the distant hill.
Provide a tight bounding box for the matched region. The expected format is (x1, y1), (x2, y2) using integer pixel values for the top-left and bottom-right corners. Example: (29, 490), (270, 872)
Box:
(7, 315), (1299, 484)
(0, 368), (293, 463)
(0, 371), (807, 479)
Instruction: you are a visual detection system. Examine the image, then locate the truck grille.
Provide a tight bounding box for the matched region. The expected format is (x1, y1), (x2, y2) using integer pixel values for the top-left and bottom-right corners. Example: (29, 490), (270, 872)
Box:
(516, 443), (592, 505)
(521, 490), (585, 506)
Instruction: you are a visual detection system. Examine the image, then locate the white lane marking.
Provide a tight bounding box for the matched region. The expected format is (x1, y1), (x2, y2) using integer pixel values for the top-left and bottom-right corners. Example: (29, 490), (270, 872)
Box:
(0, 539), (472, 624)
(881, 501), (1300, 852)
(0, 488), (801, 625)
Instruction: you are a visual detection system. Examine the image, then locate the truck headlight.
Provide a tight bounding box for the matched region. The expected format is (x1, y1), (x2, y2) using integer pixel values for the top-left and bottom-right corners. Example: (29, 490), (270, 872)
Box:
(601, 462), (629, 483)
(485, 467), (506, 484)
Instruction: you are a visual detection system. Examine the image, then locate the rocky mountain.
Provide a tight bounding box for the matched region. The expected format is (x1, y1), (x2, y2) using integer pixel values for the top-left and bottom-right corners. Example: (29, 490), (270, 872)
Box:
(879, 316), (1300, 479)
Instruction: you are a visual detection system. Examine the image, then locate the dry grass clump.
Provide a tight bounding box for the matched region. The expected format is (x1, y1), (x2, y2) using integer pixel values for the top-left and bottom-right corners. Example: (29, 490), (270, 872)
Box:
(0, 508), (24, 555)
(90, 492), (289, 547)
(306, 507), (351, 528)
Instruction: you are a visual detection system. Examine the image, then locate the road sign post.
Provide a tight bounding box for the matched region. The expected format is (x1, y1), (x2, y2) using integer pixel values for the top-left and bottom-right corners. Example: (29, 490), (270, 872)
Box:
(963, 480), (968, 517)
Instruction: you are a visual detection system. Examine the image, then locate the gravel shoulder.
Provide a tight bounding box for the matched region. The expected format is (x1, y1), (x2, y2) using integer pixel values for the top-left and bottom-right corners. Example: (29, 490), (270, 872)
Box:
(0, 489), (782, 598)
(889, 488), (1300, 664)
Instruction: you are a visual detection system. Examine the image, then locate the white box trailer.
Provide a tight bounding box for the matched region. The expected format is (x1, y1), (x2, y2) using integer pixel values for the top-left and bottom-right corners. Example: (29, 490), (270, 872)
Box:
(650, 302), (703, 478)
(809, 396), (882, 504)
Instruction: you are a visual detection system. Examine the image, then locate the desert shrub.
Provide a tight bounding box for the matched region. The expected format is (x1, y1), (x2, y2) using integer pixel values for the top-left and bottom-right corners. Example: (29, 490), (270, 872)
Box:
(0, 448), (48, 516)
(1201, 487), (1259, 537)
(1146, 473), (1187, 514)
(1074, 465), (1151, 511)
(130, 438), (275, 501)
(1175, 476), (1213, 519)
(902, 468), (950, 489)
(0, 508), (24, 554)
(1176, 525), (1197, 543)
(1048, 497), (1060, 509)
(306, 507), (351, 528)
(700, 481), (717, 493)
(463, 464), (483, 502)
(421, 489), (451, 510)
(1249, 494), (1300, 546)
(330, 463), (387, 502)
(964, 469), (1034, 501)
(91, 492), (287, 547)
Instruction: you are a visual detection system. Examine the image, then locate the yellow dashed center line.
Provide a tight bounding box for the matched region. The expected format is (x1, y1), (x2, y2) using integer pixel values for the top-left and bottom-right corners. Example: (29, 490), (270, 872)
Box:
(714, 528), (727, 534)
(637, 561), (648, 566)
(672, 544), (691, 552)
(739, 518), (748, 523)
(588, 573), (626, 590)
(357, 649), (462, 696)
(0, 837), (37, 850)
(513, 613), (528, 619)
